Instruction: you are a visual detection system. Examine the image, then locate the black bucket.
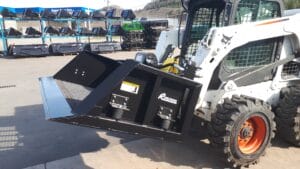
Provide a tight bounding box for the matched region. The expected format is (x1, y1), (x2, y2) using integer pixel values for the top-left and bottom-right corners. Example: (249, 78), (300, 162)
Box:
(39, 51), (201, 140)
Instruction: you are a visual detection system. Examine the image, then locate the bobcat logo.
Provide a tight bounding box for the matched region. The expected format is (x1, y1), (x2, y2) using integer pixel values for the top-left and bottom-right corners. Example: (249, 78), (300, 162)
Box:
(158, 93), (178, 105)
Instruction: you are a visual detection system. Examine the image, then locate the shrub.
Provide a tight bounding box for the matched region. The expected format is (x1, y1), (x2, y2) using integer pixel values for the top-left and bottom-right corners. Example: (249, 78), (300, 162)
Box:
(284, 0), (300, 9)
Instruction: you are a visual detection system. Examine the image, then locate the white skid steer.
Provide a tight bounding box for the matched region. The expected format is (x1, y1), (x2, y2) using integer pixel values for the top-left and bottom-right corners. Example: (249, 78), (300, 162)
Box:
(39, 0), (300, 167)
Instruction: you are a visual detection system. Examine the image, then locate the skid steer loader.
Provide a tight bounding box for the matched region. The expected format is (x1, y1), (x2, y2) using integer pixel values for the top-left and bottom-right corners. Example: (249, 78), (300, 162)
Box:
(39, 0), (300, 167)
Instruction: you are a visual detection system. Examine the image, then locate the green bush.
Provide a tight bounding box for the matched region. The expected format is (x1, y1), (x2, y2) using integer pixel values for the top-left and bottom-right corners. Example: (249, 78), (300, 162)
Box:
(284, 0), (300, 9)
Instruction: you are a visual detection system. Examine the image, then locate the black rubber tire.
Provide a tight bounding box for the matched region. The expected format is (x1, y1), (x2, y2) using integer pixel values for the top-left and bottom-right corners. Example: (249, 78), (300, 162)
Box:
(208, 95), (275, 168)
(275, 85), (300, 147)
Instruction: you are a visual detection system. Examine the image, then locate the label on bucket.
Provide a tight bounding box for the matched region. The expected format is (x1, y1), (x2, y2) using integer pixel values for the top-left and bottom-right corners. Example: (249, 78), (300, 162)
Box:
(120, 81), (140, 94)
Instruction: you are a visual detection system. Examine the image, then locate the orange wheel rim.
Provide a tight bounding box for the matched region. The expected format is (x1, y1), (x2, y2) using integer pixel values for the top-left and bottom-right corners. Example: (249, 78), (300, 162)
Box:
(238, 116), (267, 154)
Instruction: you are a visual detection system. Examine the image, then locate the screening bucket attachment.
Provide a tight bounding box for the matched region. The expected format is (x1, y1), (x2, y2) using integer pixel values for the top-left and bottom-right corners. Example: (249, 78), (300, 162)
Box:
(39, 51), (201, 140)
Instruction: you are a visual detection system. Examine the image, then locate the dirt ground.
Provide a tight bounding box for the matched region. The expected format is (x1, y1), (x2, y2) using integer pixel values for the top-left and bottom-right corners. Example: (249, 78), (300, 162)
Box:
(0, 51), (299, 169)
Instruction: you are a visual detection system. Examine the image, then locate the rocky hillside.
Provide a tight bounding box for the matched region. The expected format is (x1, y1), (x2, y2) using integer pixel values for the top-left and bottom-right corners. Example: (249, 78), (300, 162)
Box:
(135, 0), (182, 18)
(144, 0), (181, 10)
(135, 0), (300, 19)
(135, 7), (182, 18)
(142, 0), (300, 10)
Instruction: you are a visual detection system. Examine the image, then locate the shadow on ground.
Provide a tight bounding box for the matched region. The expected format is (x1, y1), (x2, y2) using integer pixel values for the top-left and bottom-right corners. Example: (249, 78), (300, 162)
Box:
(118, 135), (229, 169)
(0, 104), (135, 169)
(271, 135), (297, 148)
(44, 155), (94, 169)
(0, 55), (47, 60)
(109, 126), (296, 169)
(3, 104), (295, 169)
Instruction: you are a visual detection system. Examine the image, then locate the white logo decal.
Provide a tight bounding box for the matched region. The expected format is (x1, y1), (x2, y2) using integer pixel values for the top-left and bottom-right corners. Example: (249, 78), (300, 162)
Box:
(158, 93), (178, 105)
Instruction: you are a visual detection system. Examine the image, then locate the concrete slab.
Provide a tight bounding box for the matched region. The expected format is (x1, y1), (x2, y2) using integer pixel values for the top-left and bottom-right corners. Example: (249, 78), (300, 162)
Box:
(0, 52), (141, 169)
(46, 155), (89, 169)
(26, 137), (300, 169)
(23, 164), (45, 169)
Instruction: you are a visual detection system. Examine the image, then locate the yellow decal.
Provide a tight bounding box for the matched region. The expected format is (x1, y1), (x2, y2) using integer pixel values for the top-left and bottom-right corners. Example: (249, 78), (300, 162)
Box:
(120, 81), (140, 94)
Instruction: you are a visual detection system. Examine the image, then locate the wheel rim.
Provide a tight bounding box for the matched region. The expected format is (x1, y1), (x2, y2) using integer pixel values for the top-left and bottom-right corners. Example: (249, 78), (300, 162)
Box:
(238, 116), (267, 154)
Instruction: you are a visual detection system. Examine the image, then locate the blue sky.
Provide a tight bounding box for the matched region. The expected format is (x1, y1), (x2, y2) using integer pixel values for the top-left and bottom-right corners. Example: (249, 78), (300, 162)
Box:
(0, 0), (152, 10)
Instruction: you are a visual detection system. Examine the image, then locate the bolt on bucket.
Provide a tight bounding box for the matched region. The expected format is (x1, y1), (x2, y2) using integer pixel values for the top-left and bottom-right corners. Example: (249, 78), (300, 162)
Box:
(39, 51), (201, 140)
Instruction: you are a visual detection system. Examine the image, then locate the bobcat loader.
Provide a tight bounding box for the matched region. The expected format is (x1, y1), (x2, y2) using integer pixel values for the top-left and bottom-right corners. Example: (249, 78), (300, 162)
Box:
(39, 0), (300, 167)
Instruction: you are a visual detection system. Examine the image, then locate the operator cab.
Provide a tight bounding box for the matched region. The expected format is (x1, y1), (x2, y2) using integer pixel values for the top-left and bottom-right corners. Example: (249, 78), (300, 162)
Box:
(135, 0), (284, 80)
(184, 0), (284, 78)
(197, 0), (284, 90)
(136, 0), (228, 77)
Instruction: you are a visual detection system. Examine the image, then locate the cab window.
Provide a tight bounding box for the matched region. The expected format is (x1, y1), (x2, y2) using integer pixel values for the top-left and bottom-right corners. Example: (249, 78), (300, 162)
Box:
(235, 0), (281, 24)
